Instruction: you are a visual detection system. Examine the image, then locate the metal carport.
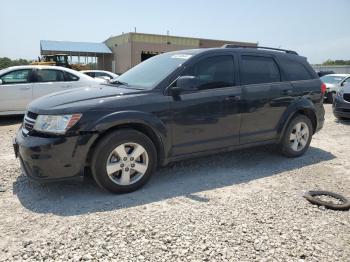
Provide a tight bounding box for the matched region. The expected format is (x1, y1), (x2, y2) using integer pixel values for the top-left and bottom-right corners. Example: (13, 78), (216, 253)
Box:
(40, 40), (112, 70)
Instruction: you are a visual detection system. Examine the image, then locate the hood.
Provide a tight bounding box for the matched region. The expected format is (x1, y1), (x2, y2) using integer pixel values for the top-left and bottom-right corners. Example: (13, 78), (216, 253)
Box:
(28, 84), (149, 113)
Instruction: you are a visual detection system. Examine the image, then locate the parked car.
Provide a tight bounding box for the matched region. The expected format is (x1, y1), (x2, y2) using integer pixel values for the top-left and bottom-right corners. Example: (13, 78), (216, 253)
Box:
(320, 74), (350, 103)
(317, 70), (335, 77)
(333, 82), (350, 120)
(81, 70), (119, 82)
(14, 46), (325, 193)
(0, 65), (103, 115)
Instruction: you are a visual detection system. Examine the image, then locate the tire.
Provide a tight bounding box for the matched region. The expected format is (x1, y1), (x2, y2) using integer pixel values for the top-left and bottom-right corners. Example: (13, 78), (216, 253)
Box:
(304, 191), (350, 211)
(91, 129), (157, 194)
(326, 92), (334, 103)
(280, 114), (313, 158)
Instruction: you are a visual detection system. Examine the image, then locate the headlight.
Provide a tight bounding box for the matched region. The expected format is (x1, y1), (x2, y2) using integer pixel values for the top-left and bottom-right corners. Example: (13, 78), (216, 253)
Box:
(33, 114), (82, 134)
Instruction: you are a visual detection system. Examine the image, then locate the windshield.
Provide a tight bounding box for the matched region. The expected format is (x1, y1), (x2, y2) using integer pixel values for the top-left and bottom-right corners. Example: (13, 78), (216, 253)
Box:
(112, 53), (193, 89)
(320, 75), (346, 84)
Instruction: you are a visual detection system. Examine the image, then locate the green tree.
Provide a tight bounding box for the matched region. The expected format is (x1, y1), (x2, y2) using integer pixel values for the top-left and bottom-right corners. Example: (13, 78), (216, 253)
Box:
(322, 59), (350, 66)
(0, 57), (31, 70)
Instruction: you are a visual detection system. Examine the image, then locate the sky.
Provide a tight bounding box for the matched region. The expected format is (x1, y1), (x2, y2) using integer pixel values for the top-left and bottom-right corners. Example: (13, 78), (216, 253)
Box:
(1, 0), (349, 64)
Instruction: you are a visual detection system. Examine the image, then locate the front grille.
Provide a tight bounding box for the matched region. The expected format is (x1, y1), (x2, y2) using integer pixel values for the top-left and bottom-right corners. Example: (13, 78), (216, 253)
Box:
(27, 111), (38, 119)
(22, 112), (38, 134)
(344, 94), (350, 103)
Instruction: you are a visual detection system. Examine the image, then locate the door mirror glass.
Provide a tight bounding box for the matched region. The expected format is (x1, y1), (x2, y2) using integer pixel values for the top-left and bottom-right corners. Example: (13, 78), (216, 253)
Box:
(0, 79), (2, 85)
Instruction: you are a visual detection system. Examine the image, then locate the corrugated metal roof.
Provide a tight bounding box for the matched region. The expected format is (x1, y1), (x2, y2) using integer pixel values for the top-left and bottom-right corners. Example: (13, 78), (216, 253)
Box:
(40, 40), (112, 54)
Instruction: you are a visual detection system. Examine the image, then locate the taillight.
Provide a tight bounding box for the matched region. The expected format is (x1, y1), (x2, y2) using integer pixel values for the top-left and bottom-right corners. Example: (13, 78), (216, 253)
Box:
(321, 83), (326, 94)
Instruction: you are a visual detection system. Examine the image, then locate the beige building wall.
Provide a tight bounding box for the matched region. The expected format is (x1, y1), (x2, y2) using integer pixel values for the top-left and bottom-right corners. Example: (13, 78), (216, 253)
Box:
(104, 32), (257, 74)
(130, 42), (197, 67)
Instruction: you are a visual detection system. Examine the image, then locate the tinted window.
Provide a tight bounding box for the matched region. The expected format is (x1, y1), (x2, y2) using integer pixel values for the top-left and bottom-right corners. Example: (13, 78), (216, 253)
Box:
(240, 55), (280, 85)
(37, 69), (64, 82)
(0, 69), (31, 84)
(282, 60), (313, 81)
(65, 72), (79, 81)
(184, 55), (235, 90)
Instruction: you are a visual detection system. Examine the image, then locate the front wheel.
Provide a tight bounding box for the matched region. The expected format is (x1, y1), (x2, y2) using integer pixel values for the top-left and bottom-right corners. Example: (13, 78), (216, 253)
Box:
(280, 115), (313, 158)
(91, 129), (157, 193)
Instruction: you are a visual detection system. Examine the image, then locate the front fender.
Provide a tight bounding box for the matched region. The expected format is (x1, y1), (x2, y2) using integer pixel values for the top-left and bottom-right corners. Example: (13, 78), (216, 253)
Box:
(84, 110), (169, 163)
(277, 98), (317, 139)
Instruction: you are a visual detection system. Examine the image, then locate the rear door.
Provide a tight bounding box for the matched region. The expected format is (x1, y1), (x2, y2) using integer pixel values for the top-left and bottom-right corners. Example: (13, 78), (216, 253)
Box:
(170, 54), (241, 156)
(238, 54), (294, 144)
(0, 69), (34, 112)
(33, 68), (69, 98)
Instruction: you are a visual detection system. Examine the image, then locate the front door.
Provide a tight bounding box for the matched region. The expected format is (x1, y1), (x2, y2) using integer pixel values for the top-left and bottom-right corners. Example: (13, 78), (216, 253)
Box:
(170, 55), (241, 156)
(0, 69), (33, 113)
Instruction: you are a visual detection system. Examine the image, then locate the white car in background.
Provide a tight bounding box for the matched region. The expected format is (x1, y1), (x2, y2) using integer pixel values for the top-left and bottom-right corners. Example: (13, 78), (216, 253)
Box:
(320, 74), (350, 103)
(81, 70), (119, 82)
(0, 65), (103, 115)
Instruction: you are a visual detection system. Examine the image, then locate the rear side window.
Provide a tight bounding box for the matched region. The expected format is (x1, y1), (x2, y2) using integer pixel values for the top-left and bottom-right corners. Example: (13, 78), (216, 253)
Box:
(37, 69), (64, 82)
(65, 72), (79, 81)
(281, 59), (313, 81)
(240, 55), (280, 85)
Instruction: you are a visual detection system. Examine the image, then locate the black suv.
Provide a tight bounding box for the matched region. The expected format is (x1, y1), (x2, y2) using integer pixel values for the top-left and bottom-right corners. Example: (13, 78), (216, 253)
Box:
(14, 46), (325, 193)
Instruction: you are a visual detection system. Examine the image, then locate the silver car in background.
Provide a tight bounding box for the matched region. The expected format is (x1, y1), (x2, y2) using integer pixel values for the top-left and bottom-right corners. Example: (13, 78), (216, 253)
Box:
(0, 65), (103, 115)
(81, 70), (119, 82)
(333, 82), (350, 120)
(320, 74), (350, 103)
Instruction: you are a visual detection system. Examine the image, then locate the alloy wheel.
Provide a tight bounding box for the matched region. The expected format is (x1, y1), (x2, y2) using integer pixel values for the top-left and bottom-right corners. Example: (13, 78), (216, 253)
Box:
(106, 143), (149, 186)
(289, 122), (309, 152)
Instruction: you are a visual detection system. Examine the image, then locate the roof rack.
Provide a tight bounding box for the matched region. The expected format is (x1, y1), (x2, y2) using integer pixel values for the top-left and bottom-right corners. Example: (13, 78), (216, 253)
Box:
(222, 44), (298, 55)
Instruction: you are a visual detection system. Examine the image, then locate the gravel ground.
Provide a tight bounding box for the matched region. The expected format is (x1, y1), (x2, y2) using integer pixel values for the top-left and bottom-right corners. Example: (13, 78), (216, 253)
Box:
(0, 104), (349, 262)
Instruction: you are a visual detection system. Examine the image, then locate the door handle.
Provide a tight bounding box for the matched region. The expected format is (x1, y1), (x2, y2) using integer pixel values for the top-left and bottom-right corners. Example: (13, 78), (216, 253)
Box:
(20, 86), (31, 90)
(225, 95), (241, 102)
(61, 85), (71, 88)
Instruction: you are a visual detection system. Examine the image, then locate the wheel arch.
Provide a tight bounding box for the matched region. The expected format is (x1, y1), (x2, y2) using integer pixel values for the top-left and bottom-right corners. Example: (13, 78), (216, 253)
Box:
(278, 100), (318, 140)
(85, 111), (168, 168)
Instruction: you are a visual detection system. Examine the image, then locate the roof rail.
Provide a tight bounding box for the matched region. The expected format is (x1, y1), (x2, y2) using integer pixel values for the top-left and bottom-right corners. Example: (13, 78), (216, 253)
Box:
(222, 44), (298, 55)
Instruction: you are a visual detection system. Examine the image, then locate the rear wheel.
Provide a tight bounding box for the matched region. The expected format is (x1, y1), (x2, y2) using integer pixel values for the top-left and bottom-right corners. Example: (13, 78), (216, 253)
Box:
(280, 114), (313, 158)
(91, 129), (157, 193)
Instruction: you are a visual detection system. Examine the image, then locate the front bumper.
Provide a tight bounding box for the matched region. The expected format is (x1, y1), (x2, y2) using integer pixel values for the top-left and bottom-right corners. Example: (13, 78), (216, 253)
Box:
(13, 128), (98, 182)
(333, 96), (350, 119)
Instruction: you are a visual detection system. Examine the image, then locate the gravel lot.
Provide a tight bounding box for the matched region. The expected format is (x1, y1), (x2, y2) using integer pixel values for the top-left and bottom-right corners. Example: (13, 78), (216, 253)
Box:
(0, 104), (349, 262)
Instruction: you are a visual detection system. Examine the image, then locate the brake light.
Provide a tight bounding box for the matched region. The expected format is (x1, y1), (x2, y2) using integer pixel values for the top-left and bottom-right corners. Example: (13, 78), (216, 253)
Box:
(321, 83), (326, 94)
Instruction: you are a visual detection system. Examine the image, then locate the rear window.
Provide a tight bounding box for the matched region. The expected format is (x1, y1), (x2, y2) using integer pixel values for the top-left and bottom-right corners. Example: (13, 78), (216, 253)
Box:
(281, 59), (313, 81)
(240, 55), (281, 85)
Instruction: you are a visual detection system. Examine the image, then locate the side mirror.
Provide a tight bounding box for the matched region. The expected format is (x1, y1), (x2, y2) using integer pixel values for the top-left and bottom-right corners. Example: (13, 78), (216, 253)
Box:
(170, 76), (198, 95)
(0, 79), (2, 85)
